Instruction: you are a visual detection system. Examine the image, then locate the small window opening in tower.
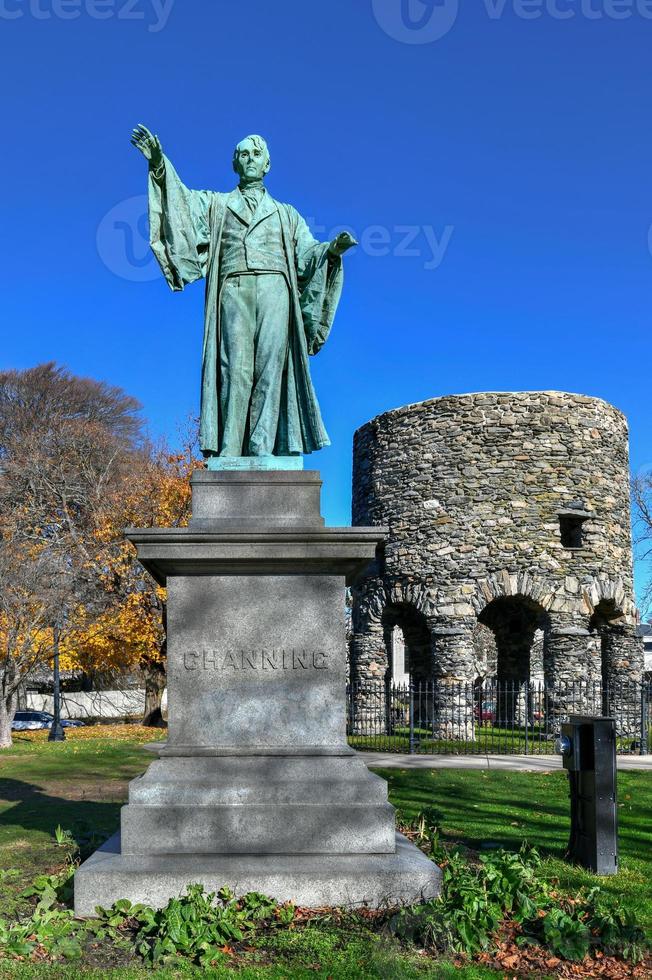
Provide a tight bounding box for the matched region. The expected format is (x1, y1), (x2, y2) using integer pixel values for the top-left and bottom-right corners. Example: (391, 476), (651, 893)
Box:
(559, 514), (585, 548)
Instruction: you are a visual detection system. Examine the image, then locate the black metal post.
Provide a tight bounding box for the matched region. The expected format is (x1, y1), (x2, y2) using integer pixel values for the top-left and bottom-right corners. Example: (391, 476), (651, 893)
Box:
(408, 679), (415, 755)
(48, 623), (65, 742)
(558, 715), (618, 875)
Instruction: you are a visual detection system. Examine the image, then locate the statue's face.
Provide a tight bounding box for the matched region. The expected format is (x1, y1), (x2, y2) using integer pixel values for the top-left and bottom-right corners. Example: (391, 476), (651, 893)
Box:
(233, 137), (270, 181)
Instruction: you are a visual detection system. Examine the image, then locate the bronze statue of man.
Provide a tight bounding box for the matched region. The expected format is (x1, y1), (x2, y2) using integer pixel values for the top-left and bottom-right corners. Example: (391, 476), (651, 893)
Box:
(131, 125), (356, 464)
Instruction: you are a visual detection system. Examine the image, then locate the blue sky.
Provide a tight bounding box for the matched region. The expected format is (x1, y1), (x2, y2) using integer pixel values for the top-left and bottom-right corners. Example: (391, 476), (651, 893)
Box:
(1, 0), (651, 600)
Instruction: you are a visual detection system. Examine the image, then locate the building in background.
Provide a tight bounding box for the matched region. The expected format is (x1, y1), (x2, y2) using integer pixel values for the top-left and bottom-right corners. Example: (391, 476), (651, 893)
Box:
(350, 392), (644, 733)
(636, 623), (652, 678)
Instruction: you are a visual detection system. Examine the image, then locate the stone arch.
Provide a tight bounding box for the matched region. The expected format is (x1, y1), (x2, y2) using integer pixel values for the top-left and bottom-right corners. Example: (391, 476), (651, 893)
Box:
(589, 598), (642, 690)
(582, 576), (637, 626)
(477, 593), (550, 685)
(477, 594), (551, 725)
(352, 582), (436, 630)
(384, 581), (436, 620)
(350, 579), (438, 685)
(472, 570), (554, 616)
(382, 601), (433, 683)
(349, 584), (439, 736)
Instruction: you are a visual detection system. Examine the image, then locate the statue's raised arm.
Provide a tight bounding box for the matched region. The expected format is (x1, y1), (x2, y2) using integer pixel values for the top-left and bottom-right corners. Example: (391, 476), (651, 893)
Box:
(131, 122), (211, 293)
(131, 123), (164, 173)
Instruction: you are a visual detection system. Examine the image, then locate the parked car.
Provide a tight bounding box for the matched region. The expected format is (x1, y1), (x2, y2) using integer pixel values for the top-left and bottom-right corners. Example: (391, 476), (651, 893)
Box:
(473, 700), (496, 724)
(11, 711), (85, 731)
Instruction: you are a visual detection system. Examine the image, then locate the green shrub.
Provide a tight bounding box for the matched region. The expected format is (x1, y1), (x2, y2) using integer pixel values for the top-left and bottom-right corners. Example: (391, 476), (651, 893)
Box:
(0, 866), (82, 961)
(392, 810), (648, 964)
(94, 883), (295, 967)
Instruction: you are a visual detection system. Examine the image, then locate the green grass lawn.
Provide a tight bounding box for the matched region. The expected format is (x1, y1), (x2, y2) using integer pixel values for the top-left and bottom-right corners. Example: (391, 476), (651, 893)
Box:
(0, 730), (650, 978)
(0, 733), (152, 923)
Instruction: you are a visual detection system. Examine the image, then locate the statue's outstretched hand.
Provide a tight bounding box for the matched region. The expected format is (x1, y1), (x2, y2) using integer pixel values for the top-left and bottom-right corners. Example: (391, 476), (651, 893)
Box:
(328, 231), (358, 257)
(131, 124), (163, 169)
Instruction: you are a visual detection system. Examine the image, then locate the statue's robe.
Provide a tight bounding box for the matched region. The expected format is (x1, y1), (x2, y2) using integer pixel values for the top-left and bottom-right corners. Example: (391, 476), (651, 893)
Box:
(148, 156), (344, 456)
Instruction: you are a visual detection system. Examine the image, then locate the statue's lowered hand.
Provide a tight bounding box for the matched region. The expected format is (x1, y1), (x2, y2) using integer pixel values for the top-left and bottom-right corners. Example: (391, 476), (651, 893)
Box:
(131, 123), (164, 170)
(328, 231), (358, 257)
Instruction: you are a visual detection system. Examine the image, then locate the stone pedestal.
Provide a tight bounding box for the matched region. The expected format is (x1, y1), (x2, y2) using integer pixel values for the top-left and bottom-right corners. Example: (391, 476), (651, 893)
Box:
(74, 471), (441, 914)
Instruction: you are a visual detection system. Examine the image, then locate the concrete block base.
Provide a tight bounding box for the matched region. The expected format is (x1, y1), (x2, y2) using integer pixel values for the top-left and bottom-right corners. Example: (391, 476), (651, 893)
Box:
(74, 831), (442, 915)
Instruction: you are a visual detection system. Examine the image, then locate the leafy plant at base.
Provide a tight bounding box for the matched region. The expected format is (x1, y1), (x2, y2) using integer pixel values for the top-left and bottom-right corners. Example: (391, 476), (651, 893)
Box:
(94, 883), (296, 967)
(0, 904), (83, 961)
(20, 864), (75, 911)
(1, 872), (295, 968)
(535, 906), (590, 961)
(393, 846), (538, 955)
(393, 809), (648, 964)
(0, 865), (82, 961)
(584, 887), (647, 963)
(0, 920), (34, 959)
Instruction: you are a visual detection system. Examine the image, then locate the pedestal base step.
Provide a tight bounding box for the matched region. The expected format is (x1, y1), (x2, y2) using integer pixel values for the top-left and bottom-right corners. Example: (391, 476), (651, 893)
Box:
(122, 802), (396, 855)
(74, 832), (441, 915)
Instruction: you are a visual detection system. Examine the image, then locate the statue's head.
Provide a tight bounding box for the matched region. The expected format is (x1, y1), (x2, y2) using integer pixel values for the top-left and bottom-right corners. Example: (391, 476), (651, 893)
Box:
(232, 135), (270, 182)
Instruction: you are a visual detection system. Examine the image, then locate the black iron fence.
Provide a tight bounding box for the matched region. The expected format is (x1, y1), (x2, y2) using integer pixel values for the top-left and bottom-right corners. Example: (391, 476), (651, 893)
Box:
(346, 679), (652, 755)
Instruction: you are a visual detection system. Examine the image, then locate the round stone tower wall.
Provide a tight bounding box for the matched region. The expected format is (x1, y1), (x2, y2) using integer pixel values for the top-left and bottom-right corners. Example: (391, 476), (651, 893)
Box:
(350, 391), (643, 736)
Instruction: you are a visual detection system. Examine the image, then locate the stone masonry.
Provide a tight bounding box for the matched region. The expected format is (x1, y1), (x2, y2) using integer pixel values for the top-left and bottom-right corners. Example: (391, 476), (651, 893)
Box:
(350, 392), (643, 736)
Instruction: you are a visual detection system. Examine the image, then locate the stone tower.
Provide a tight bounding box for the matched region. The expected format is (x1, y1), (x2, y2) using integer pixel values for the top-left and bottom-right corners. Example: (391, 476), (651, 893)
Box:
(350, 392), (643, 734)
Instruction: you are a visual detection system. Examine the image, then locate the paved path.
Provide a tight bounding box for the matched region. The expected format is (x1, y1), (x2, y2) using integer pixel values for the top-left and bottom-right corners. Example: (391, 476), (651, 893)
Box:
(360, 753), (652, 771)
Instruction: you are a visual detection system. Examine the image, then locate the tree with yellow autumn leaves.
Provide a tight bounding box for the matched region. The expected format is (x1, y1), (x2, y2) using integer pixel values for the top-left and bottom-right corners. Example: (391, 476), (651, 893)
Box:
(0, 363), (200, 746)
(60, 443), (200, 726)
